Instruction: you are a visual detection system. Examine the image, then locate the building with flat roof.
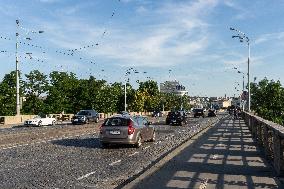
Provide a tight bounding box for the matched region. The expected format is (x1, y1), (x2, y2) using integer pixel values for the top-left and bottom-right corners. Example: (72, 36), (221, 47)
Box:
(160, 81), (188, 96)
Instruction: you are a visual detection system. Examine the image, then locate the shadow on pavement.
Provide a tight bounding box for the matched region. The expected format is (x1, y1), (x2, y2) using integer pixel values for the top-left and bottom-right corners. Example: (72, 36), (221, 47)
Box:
(126, 116), (282, 189)
(51, 138), (101, 149)
(52, 137), (137, 149)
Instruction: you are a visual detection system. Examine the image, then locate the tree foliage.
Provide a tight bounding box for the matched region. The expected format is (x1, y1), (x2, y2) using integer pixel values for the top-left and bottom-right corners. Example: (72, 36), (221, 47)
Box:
(251, 78), (284, 125)
(0, 70), (190, 116)
(0, 71), (18, 115)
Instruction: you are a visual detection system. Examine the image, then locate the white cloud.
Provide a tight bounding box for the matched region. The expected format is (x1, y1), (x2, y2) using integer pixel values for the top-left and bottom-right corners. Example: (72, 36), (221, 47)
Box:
(255, 32), (284, 45)
(32, 0), (218, 69)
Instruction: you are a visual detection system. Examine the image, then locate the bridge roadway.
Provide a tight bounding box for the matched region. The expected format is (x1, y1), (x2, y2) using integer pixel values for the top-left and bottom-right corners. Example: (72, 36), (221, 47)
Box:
(123, 116), (283, 189)
(0, 114), (283, 188)
(0, 114), (220, 188)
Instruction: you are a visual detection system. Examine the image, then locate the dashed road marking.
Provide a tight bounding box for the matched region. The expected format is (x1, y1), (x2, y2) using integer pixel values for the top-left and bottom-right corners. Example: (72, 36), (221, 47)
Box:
(154, 141), (161, 145)
(77, 171), (96, 180)
(109, 160), (121, 166)
(143, 146), (150, 150)
(128, 152), (139, 157)
(212, 154), (218, 160)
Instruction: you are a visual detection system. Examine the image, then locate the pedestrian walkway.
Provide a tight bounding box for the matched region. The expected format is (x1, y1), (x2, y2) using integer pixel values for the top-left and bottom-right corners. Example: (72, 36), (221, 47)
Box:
(129, 116), (283, 189)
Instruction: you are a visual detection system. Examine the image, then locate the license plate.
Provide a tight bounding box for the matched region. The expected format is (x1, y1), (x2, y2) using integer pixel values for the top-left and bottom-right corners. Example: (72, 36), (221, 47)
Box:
(172, 120), (176, 123)
(74, 119), (78, 121)
(110, 130), (120, 135)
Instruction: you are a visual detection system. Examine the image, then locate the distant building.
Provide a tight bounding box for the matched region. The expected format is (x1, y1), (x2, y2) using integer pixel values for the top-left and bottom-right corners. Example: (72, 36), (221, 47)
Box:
(160, 81), (188, 96)
(211, 98), (232, 109)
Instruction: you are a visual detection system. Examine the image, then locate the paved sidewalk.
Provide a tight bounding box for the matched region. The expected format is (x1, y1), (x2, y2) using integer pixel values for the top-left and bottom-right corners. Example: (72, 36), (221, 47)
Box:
(128, 116), (283, 189)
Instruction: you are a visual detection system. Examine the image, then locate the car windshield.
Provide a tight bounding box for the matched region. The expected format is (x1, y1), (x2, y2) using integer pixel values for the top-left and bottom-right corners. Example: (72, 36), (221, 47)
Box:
(77, 111), (90, 115)
(104, 117), (128, 126)
(34, 114), (47, 118)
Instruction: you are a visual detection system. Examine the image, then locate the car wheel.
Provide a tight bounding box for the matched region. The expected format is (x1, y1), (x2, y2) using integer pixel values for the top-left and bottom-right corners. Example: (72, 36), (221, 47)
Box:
(52, 120), (56, 126)
(85, 118), (89, 124)
(179, 121), (183, 126)
(150, 131), (156, 142)
(95, 117), (99, 123)
(38, 121), (42, 127)
(135, 135), (142, 148)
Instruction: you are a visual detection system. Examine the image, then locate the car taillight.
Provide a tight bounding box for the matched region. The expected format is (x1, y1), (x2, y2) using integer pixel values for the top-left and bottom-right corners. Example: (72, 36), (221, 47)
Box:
(128, 121), (135, 135)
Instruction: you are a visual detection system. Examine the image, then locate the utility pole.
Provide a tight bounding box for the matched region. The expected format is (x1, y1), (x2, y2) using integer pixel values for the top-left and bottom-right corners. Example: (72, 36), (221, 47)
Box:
(16, 19), (20, 116)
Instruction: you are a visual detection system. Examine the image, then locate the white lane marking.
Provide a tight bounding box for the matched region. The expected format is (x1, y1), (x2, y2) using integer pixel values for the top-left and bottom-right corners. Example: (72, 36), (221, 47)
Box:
(109, 160), (121, 166)
(212, 154), (218, 160)
(77, 171), (96, 180)
(128, 152), (139, 157)
(199, 178), (208, 189)
(154, 141), (161, 145)
(143, 146), (150, 150)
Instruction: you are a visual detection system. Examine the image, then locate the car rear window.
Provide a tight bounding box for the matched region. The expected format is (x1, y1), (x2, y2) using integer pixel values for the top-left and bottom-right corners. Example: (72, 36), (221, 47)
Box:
(193, 109), (203, 112)
(77, 111), (90, 115)
(104, 117), (128, 126)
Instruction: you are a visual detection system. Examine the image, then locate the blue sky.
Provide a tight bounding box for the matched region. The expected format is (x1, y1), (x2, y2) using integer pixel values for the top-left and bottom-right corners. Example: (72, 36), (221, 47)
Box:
(1, 0), (284, 97)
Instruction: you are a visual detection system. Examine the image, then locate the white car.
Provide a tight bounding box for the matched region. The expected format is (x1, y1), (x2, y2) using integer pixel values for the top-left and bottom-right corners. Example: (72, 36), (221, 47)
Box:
(24, 114), (56, 126)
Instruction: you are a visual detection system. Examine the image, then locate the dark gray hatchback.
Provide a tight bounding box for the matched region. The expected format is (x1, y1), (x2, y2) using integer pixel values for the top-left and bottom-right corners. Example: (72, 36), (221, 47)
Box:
(99, 115), (155, 148)
(71, 110), (99, 124)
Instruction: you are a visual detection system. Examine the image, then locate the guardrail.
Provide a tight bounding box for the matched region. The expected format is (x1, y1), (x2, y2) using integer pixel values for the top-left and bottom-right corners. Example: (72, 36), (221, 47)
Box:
(243, 112), (284, 175)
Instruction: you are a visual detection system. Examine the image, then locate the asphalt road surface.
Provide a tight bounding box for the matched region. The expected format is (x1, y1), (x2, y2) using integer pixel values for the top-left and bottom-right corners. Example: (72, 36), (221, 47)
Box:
(0, 115), (222, 188)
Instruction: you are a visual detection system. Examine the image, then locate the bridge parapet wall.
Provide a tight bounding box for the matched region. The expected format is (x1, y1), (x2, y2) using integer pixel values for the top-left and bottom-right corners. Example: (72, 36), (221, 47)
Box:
(243, 112), (284, 175)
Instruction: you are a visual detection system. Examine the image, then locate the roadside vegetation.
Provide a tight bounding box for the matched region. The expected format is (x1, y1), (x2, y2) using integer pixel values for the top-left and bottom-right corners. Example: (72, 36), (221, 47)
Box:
(251, 78), (284, 125)
(0, 70), (190, 116)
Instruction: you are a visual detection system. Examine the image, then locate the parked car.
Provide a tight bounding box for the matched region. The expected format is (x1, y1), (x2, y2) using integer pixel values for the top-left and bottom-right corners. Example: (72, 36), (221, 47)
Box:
(71, 110), (99, 124)
(166, 111), (187, 126)
(208, 109), (217, 117)
(152, 111), (163, 117)
(99, 115), (155, 148)
(193, 108), (205, 118)
(24, 114), (56, 126)
(117, 111), (130, 116)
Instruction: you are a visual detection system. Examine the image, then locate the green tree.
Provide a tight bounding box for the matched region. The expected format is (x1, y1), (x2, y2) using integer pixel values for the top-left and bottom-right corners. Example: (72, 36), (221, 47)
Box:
(138, 80), (160, 111)
(45, 71), (79, 113)
(22, 70), (48, 114)
(251, 78), (284, 125)
(0, 71), (17, 115)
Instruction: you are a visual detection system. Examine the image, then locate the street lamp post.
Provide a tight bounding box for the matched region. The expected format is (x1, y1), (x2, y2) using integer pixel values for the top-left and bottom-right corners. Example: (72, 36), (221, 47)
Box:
(16, 20), (20, 116)
(15, 19), (44, 115)
(230, 27), (251, 112)
(124, 68), (139, 112)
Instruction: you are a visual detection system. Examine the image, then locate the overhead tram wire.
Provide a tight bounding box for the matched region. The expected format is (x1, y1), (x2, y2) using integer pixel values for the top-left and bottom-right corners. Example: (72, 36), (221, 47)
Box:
(70, 9), (118, 54)
(1, 1), (121, 76)
(68, 3), (121, 66)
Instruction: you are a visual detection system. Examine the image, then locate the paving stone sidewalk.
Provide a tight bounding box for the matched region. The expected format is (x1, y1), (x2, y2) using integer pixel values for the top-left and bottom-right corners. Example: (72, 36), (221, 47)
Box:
(130, 116), (283, 189)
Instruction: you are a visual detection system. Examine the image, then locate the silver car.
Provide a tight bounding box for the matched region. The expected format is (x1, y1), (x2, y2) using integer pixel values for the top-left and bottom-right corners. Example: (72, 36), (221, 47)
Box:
(99, 115), (155, 148)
